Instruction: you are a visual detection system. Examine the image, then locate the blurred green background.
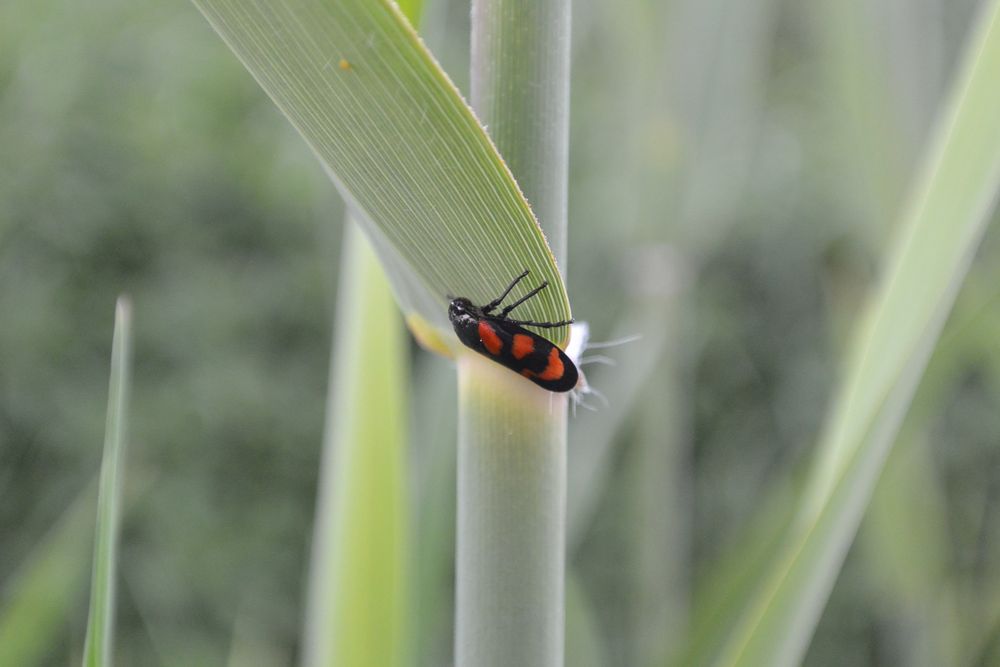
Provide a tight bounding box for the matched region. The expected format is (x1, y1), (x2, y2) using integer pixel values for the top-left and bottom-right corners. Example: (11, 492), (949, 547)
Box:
(2, 0), (999, 665)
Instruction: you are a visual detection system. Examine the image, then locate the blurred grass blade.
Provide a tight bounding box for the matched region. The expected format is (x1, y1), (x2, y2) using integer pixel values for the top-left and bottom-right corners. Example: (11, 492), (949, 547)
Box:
(863, 431), (956, 666)
(565, 571), (606, 667)
(568, 248), (686, 548)
(714, 2), (1000, 665)
(303, 225), (409, 667)
(82, 297), (132, 667)
(189, 0), (572, 348)
(0, 483), (96, 666)
(410, 356), (457, 667)
(667, 0), (776, 252)
(670, 480), (798, 667)
(818, 0), (907, 233)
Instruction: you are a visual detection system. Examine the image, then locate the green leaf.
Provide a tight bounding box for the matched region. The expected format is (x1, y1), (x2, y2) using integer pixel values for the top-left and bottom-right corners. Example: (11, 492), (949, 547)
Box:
(565, 571), (607, 667)
(302, 1), (417, 662)
(713, 2), (1000, 665)
(568, 250), (686, 548)
(410, 357), (457, 667)
(669, 479), (798, 667)
(302, 225), (409, 667)
(0, 484), (96, 666)
(817, 0), (908, 231)
(82, 297), (132, 667)
(189, 0), (572, 347)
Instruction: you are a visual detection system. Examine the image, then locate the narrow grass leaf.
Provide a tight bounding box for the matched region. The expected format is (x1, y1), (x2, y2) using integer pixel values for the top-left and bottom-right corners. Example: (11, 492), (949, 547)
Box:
(565, 571), (607, 667)
(568, 249), (685, 549)
(189, 0), (572, 347)
(410, 356), (457, 667)
(82, 297), (132, 667)
(0, 483), (96, 666)
(303, 225), (409, 667)
(669, 480), (797, 667)
(818, 0), (908, 231)
(714, 2), (1000, 665)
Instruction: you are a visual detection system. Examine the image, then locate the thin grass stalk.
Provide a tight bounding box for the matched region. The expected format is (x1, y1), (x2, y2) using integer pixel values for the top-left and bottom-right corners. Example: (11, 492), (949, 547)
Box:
(0, 483), (96, 666)
(625, 259), (689, 666)
(82, 297), (132, 667)
(456, 1), (571, 665)
(303, 224), (408, 667)
(471, 0), (571, 267)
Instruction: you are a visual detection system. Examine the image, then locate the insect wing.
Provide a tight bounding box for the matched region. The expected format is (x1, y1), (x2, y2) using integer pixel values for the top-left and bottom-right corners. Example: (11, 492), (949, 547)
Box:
(478, 319), (578, 392)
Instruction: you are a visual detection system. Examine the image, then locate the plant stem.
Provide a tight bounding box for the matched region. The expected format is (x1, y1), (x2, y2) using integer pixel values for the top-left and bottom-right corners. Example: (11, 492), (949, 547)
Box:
(471, 0), (571, 267)
(83, 297), (131, 667)
(455, 355), (567, 667)
(457, 2), (571, 664)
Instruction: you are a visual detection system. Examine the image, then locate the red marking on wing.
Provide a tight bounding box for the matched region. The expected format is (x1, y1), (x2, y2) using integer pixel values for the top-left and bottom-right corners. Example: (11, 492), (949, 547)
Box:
(512, 334), (535, 360)
(536, 347), (564, 381)
(478, 321), (503, 355)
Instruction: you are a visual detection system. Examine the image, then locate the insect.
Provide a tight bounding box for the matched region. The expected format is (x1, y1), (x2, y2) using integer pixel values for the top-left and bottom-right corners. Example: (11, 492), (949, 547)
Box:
(448, 270), (579, 392)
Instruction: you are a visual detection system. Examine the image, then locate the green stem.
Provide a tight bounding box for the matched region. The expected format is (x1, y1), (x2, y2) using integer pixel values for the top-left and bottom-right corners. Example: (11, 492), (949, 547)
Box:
(455, 355), (567, 666)
(456, 1), (571, 664)
(471, 0), (571, 268)
(83, 298), (131, 667)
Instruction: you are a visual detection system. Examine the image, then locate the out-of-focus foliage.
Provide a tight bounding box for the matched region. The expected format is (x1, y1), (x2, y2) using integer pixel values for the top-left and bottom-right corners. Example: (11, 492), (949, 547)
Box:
(3, 0), (1000, 665)
(1, 1), (339, 662)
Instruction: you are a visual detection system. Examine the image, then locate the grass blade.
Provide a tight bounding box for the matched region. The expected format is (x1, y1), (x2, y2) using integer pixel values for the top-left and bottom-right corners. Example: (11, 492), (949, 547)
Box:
(714, 2), (1000, 664)
(817, 0), (908, 231)
(302, 225), (409, 667)
(565, 571), (607, 667)
(82, 297), (132, 667)
(189, 0), (572, 348)
(0, 484), (96, 666)
(410, 356), (457, 667)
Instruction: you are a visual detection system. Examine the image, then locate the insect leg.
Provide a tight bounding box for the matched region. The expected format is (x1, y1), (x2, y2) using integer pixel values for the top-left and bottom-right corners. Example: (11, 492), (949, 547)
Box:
(499, 281), (549, 317)
(482, 269), (530, 313)
(502, 317), (574, 329)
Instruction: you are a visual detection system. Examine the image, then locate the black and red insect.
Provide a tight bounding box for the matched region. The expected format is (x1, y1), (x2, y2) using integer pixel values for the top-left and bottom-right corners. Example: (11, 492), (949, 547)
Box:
(448, 270), (578, 392)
